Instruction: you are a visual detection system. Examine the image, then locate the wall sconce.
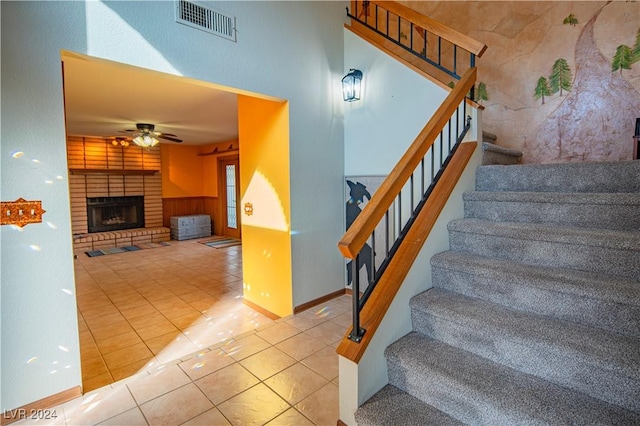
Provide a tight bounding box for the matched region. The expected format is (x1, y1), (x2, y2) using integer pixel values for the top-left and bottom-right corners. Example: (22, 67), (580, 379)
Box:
(634, 117), (640, 160)
(342, 69), (363, 102)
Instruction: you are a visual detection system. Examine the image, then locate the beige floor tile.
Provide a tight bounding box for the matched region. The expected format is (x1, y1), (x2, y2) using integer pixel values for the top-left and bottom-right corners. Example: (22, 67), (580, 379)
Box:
(264, 363), (329, 405)
(97, 407), (148, 425)
(128, 312), (170, 330)
(301, 346), (339, 381)
(94, 330), (143, 354)
(178, 348), (235, 381)
(118, 302), (158, 319)
(265, 408), (314, 426)
(90, 320), (135, 341)
(284, 311), (327, 331)
(103, 342), (154, 371)
(221, 334), (271, 361)
(82, 372), (114, 393)
(275, 333), (328, 361)
(181, 408), (231, 426)
(140, 383), (213, 426)
(83, 311), (126, 329)
(217, 383), (290, 426)
(330, 311), (353, 328)
(127, 364), (192, 404)
(304, 321), (347, 346)
(64, 384), (137, 425)
(134, 320), (179, 341)
(81, 356), (110, 380)
(154, 337), (201, 365)
(110, 356), (155, 382)
(168, 311), (206, 330)
(143, 330), (183, 354)
(195, 362), (259, 405)
(240, 347), (297, 381)
(256, 322), (301, 345)
(188, 296), (220, 313)
(294, 382), (339, 426)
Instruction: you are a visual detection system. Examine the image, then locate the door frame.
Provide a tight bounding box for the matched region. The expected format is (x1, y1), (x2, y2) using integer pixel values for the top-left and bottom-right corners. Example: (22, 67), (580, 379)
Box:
(217, 155), (241, 239)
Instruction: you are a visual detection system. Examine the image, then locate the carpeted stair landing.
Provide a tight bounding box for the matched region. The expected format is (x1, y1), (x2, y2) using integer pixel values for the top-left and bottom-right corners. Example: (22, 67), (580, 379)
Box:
(355, 160), (640, 425)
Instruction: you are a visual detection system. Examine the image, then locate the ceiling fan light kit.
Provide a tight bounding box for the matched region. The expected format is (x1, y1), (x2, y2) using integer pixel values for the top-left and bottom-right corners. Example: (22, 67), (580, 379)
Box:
(133, 134), (160, 148)
(124, 123), (183, 147)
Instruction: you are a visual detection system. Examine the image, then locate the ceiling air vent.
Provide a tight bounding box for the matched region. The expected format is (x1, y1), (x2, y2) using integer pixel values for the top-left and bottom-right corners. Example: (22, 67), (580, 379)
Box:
(175, 0), (236, 42)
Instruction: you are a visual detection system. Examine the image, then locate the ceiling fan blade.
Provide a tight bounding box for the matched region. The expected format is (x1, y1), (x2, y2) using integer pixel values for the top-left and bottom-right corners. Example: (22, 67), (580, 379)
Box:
(159, 134), (183, 143)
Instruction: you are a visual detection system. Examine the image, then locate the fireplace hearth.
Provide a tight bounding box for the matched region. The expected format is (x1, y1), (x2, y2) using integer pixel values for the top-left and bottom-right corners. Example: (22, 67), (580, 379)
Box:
(87, 196), (144, 233)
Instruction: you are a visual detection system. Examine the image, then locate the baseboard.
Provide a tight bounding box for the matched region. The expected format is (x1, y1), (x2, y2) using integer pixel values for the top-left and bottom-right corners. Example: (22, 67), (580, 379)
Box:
(243, 299), (281, 320)
(294, 288), (348, 314)
(337, 419), (349, 426)
(1, 386), (81, 425)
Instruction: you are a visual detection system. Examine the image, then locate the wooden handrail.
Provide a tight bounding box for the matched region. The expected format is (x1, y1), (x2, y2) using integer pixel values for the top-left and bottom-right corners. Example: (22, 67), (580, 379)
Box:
(336, 141), (477, 363)
(366, 1), (487, 57)
(337, 67), (477, 260)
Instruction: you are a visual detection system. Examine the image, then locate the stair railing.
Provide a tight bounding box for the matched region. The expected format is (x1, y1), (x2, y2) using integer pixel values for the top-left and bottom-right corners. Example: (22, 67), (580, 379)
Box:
(339, 66), (477, 344)
(347, 0), (487, 89)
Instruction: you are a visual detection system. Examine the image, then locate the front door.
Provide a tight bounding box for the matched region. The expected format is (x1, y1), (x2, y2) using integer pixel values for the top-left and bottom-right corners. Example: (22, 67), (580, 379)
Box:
(219, 156), (241, 239)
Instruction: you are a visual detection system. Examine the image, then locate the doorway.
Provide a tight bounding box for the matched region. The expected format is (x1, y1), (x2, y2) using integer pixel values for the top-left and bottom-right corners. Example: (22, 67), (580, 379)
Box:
(219, 155), (241, 239)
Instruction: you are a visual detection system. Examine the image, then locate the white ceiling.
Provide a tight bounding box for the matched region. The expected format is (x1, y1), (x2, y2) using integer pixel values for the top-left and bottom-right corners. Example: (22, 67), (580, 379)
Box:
(62, 54), (239, 146)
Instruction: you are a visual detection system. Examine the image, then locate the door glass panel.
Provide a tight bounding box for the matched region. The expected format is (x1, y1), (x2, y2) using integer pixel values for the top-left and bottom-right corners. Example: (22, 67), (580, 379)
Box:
(226, 164), (237, 229)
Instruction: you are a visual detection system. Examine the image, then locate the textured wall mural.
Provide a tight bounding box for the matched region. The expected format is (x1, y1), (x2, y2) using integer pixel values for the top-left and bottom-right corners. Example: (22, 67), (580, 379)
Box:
(398, 1), (640, 164)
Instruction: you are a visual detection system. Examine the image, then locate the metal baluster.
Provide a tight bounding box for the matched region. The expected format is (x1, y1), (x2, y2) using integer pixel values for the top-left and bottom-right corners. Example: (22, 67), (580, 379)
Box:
(349, 254), (364, 342)
(453, 45), (457, 76)
(410, 173), (415, 213)
(385, 211), (390, 255)
(438, 37), (442, 65)
(371, 230), (376, 282)
(421, 157), (425, 197)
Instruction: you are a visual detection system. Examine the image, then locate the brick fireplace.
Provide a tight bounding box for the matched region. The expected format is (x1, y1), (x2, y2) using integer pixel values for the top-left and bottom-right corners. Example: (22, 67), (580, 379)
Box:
(67, 136), (169, 252)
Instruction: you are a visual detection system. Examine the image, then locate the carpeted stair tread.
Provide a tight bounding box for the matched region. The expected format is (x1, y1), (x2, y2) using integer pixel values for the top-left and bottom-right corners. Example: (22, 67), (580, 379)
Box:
(410, 288), (640, 411)
(448, 218), (640, 279)
(475, 160), (640, 193)
(464, 190), (640, 205)
(354, 384), (463, 426)
(431, 251), (640, 337)
(385, 332), (640, 425)
(463, 191), (640, 230)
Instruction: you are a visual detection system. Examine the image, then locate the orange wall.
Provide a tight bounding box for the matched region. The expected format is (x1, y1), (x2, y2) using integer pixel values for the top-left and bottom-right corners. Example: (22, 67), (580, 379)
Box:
(160, 144), (204, 197)
(238, 95), (292, 317)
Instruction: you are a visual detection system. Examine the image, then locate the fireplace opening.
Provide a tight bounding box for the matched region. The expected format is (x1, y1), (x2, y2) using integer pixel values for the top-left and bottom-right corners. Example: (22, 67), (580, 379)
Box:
(87, 196), (144, 233)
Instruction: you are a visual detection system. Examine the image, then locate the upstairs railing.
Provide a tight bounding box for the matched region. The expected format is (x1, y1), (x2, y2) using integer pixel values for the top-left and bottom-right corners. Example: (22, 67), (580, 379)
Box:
(339, 67), (477, 345)
(347, 0), (486, 90)
(339, 2), (487, 352)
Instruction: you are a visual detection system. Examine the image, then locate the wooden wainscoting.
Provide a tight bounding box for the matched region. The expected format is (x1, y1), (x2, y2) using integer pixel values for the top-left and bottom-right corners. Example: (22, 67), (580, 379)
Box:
(162, 197), (218, 234)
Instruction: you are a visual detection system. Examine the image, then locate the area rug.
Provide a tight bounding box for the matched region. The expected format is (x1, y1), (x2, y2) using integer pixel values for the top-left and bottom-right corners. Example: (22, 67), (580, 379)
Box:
(200, 236), (242, 249)
(85, 241), (170, 257)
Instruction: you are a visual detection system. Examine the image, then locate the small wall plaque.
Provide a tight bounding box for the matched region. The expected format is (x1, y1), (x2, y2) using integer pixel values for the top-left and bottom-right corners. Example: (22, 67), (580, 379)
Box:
(244, 202), (254, 216)
(1, 198), (46, 228)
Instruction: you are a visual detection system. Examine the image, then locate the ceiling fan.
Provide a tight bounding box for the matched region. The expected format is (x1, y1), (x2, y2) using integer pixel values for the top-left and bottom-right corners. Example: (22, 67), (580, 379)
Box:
(120, 123), (183, 147)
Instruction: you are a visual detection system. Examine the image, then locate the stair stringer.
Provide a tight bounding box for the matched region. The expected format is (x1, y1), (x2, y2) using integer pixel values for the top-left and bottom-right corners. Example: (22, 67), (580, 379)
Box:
(338, 141), (483, 426)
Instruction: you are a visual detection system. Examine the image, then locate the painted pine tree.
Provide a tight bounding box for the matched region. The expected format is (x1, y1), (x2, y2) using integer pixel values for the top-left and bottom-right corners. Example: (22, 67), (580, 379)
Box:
(475, 82), (488, 103)
(549, 58), (572, 96)
(534, 76), (552, 105)
(612, 44), (633, 74)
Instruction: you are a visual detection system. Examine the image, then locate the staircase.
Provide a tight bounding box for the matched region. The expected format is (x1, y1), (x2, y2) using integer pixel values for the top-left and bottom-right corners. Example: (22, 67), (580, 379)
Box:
(354, 160), (640, 425)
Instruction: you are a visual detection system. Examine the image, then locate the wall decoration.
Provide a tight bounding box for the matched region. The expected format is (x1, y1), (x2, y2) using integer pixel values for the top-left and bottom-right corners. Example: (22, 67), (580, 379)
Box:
(344, 176), (393, 289)
(612, 44), (634, 74)
(1, 198), (45, 228)
(475, 82), (489, 103)
(563, 14), (579, 27)
(549, 58), (573, 96)
(534, 76), (552, 105)
(400, 1), (640, 163)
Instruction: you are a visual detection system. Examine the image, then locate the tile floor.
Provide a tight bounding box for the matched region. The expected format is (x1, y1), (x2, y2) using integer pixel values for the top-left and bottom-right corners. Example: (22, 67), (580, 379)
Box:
(17, 238), (350, 425)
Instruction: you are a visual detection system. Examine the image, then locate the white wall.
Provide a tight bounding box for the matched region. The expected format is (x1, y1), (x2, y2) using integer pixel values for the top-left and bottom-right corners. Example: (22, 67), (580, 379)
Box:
(1, 0), (346, 410)
(344, 30), (448, 176)
(340, 26), (483, 425)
